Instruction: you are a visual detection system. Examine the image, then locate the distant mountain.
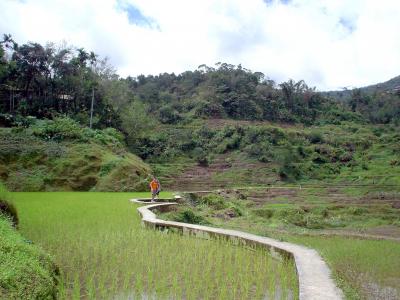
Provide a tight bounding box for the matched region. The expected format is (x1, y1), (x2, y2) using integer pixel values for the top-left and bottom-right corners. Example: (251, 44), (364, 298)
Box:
(323, 75), (400, 101)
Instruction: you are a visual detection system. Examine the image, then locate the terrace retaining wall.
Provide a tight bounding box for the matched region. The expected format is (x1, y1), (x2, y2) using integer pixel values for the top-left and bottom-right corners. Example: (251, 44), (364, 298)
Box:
(131, 198), (344, 300)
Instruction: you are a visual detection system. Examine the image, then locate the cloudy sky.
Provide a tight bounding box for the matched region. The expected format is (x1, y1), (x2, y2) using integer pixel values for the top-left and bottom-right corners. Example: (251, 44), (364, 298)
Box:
(1, 0), (399, 90)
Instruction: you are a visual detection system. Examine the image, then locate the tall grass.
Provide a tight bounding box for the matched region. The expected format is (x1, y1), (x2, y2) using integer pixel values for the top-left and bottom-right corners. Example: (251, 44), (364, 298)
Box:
(12, 192), (298, 299)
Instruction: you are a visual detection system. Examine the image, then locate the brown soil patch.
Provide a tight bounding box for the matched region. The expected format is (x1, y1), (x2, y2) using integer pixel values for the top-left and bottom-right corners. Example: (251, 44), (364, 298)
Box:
(165, 154), (279, 191)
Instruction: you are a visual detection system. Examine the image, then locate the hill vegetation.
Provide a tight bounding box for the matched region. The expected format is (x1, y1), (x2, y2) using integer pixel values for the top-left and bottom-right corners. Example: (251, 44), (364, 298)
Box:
(324, 75), (400, 100)
(323, 75), (400, 124)
(0, 34), (361, 129)
(0, 184), (59, 299)
(0, 34), (399, 191)
(148, 121), (400, 189)
(0, 117), (150, 191)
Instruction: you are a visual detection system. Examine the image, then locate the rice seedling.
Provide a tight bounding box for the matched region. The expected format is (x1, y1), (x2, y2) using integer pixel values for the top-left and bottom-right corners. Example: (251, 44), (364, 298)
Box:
(11, 192), (298, 299)
(282, 235), (400, 300)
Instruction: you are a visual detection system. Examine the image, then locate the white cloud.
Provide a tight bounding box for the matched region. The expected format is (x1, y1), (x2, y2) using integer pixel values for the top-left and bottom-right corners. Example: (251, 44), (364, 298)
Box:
(0, 0), (399, 90)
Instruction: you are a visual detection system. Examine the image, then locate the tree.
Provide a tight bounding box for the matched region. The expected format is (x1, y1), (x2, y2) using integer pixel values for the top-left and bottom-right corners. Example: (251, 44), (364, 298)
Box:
(121, 101), (156, 146)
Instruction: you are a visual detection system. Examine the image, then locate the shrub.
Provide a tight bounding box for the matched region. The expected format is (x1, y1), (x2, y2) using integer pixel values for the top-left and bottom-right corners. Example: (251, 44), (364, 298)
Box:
(194, 101), (225, 118)
(0, 183), (18, 227)
(279, 163), (303, 181)
(304, 214), (324, 229)
(245, 142), (273, 162)
(0, 200), (19, 227)
(276, 207), (326, 229)
(197, 156), (209, 167)
(225, 133), (242, 150)
(312, 154), (329, 164)
(297, 145), (308, 158)
(266, 127), (286, 145)
(201, 194), (227, 210)
(308, 131), (324, 144)
(30, 117), (124, 146)
(158, 106), (181, 124)
(184, 193), (201, 205)
(339, 152), (353, 163)
(81, 128), (124, 146)
(195, 126), (215, 140)
(276, 208), (307, 227)
(311, 206), (330, 218)
(225, 205), (243, 217)
(192, 147), (209, 167)
(253, 208), (274, 219)
(173, 209), (208, 225)
(31, 117), (82, 141)
(0, 113), (15, 127)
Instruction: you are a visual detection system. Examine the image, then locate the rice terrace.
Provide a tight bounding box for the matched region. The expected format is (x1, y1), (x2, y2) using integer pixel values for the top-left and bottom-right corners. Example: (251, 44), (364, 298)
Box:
(1, 1), (400, 299)
(9, 192), (298, 299)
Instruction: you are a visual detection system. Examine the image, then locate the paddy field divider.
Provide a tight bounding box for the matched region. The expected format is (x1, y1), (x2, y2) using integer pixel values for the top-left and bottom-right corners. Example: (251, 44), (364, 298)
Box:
(130, 197), (344, 300)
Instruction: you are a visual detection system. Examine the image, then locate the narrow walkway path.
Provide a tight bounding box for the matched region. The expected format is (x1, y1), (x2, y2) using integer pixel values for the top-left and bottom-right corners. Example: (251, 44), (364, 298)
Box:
(131, 198), (344, 300)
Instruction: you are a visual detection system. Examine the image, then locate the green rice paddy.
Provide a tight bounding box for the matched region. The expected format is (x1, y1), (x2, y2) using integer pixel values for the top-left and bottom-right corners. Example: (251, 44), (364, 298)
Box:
(282, 235), (400, 300)
(11, 192), (298, 299)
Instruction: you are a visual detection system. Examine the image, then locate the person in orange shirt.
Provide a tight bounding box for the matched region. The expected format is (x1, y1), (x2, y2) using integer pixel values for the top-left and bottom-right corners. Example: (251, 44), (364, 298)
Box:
(149, 176), (160, 202)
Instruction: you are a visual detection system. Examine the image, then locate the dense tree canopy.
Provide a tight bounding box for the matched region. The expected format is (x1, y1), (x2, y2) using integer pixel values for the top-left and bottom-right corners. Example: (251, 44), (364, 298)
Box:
(0, 35), (118, 128)
(348, 88), (400, 124)
(125, 62), (360, 125)
(1, 34), (398, 144)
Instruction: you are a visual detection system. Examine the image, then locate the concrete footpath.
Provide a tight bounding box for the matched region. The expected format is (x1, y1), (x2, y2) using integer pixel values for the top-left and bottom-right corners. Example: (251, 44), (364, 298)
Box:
(131, 198), (344, 300)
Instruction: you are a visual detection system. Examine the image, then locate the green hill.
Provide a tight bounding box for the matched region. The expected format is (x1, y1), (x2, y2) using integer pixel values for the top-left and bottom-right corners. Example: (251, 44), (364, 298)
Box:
(0, 118), (151, 191)
(321, 76), (400, 101)
(1, 36), (399, 190)
(146, 120), (400, 190)
(321, 75), (400, 124)
(324, 75), (400, 101)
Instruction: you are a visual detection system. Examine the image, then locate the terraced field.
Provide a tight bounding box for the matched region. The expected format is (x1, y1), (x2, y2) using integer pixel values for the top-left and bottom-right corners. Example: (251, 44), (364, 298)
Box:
(11, 192), (298, 299)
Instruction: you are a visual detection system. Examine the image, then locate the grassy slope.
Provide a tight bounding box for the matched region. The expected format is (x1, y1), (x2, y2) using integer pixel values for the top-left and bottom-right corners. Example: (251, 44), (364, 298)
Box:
(149, 121), (400, 190)
(12, 192), (298, 300)
(306, 124), (400, 186)
(161, 192), (400, 300)
(0, 128), (151, 192)
(0, 215), (59, 300)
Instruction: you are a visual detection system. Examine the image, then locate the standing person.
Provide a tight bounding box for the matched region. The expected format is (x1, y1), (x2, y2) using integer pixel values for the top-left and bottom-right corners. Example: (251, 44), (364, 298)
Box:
(149, 176), (160, 202)
(155, 177), (161, 197)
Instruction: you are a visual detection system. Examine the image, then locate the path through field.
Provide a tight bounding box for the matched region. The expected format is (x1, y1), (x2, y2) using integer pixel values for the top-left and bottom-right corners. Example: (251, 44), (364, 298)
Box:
(133, 198), (344, 300)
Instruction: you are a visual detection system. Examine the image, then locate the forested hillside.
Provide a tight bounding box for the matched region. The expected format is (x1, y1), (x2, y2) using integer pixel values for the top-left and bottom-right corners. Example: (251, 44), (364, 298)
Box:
(1, 35), (399, 190)
(324, 75), (400, 100)
(0, 34), (362, 129)
(323, 75), (400, 124)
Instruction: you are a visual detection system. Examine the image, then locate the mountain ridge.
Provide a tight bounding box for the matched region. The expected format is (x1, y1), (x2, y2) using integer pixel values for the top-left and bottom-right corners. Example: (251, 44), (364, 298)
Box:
(323, 74), (400, 101)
